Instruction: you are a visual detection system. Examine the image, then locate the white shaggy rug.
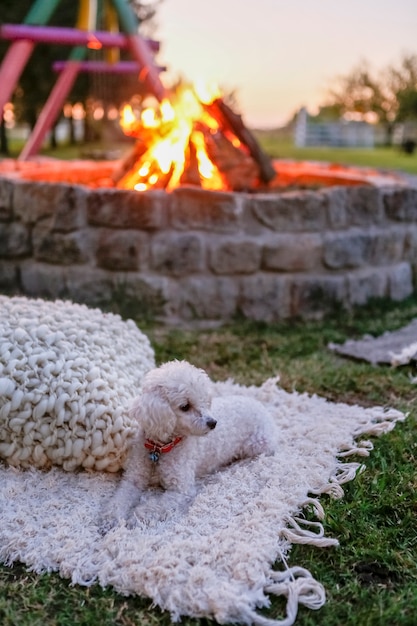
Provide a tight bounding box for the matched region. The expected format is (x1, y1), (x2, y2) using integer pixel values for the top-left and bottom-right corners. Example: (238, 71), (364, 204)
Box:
(0, 378), (404, 626)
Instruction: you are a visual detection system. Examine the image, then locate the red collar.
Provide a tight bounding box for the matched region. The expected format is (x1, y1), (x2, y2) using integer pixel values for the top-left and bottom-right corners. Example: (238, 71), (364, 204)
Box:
(144, 436), (183, 462)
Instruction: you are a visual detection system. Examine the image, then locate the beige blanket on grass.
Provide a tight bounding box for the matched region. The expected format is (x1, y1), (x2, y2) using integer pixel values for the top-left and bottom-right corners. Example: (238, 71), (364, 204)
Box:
(0, 378), (404, 626)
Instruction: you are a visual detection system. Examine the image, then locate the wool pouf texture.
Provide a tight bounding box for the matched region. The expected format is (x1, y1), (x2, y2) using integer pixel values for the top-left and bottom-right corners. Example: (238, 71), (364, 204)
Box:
(0, 296), (155, 472)
(0, 374), (404, 626)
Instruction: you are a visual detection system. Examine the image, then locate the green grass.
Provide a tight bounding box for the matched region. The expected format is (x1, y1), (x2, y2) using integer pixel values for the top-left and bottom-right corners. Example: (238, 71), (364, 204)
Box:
(254, 132), (417, 176)
(6, 130), (417, 176)
(6, 137), (132, 162)
(1, 295), (417, 625)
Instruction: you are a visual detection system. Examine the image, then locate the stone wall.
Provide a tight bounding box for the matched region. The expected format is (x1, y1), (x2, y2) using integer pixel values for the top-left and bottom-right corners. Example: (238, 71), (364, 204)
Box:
(1, 175), (417, 325)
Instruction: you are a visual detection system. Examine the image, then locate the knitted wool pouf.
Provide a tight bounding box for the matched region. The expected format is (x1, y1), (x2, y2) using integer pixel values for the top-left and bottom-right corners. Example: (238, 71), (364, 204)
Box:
(0, 296), (155, 472)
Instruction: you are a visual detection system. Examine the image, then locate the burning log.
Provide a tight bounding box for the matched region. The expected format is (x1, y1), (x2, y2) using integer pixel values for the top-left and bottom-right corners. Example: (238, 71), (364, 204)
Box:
(111, 140), (148, 185)
(180, 139), (202, 187)
(197, 123), (259, 190)
(203, 98), (276, 184)
(113, 83), (277, 192)
(111, 120), (164, 185)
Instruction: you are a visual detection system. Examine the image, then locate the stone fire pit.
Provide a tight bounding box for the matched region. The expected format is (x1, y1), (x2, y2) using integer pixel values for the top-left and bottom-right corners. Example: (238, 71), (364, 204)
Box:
(0, 157), (416, 325)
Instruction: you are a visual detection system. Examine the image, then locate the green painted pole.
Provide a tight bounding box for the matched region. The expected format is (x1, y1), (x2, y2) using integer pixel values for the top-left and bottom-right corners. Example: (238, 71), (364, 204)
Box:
(69, 46), (87, 62)
(108, 0), (140, 34)
(110, 0), (166, 101)
(24, 0), (63, 25)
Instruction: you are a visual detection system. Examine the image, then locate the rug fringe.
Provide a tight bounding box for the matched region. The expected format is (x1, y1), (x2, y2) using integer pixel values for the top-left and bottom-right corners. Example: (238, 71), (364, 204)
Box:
(282, 516), (339, 547)
(338, 440), (374, 457)
(353, 407), (405, 438)
(241, 567), (326, 626)
(254, 408), (405, 626)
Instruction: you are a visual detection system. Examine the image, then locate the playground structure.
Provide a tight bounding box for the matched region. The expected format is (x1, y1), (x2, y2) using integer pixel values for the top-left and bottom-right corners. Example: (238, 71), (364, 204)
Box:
(0, 0), (276, 189)
(0, 0), (165, 160)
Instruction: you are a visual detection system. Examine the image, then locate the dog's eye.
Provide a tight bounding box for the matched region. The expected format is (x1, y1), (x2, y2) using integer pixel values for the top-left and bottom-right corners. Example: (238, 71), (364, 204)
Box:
(179, 402), (191, 412)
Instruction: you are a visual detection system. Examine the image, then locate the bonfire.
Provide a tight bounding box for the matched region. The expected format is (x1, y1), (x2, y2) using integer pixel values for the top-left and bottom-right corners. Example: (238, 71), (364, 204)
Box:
(113, 82), (276, 192)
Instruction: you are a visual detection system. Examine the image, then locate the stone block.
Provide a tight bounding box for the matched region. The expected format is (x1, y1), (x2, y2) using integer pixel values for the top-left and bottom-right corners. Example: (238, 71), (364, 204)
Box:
(171, 187), (244, 233)
(239, 274), (291, 321)
(347, 268), (388, 306)
(95, 230), (149, 271)
(291, 275), (347, 319)
(13, 181), (74, 225)
(117, 274), (168, 320)
(250, 190), (327, 233)
(387, 262), (413, 301)
(51, 186), (88, 232)
(33, 224), (91, 265)
(0, 261), (19, 292)
(20, 261), (69, 299)
(176, 276), (239, 321)
(65, 266), (115, 306)
(383, 187), (417, 221)
(0, 222), (31, 257)
(323, 229), (372, 269)
(262, 233), (323, 271)
(86, 188), (168, 230)
(209, 239), (261, 274)
(0, 178), (13, 221)
(151, 234), (204, 276)
(238, 197), (270, 236)
(322, 187), (349, 229)
(345, 186), (384, 226)
(404, 226), (417, 262)
(369, 227), (406, 265)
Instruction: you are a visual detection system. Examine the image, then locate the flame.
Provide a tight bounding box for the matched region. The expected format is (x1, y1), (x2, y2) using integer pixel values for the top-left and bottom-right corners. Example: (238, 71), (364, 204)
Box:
(194, 79), (222, 104)
(120, 104), (136, 130)
(117, 82), (232, 192)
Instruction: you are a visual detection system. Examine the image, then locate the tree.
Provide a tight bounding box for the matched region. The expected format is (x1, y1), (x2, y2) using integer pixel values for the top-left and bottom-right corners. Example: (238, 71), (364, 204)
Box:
(397, 90), (417, 121)
(129, 0), (163, 35)
(312, 104), (344, 122)
(326, 54), (417, 145)
(388, 54), (417, 122)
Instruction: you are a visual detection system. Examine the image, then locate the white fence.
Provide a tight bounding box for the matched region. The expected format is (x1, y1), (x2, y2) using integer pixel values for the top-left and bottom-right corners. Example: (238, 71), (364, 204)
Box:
(294, 107), (374, 148)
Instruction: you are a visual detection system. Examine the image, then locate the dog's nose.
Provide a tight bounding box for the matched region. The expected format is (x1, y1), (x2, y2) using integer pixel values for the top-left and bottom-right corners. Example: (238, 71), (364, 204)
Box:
(206, 417), (217, 430)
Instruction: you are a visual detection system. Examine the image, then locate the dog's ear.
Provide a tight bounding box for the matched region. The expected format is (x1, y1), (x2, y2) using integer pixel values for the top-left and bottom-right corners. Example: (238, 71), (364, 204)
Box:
(129, 386), (177, 441)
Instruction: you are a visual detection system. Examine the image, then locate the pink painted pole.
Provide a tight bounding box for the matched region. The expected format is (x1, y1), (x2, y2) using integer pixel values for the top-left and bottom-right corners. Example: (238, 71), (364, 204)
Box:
(52, 60), (166, 74)
(127, 34), (166, 102)
(53, 60), (140, 73)
(109, 0), (166, 101)
(0, 24), (159, 52)
(0, 40), (34, 116)
(19, 61), (81, 161)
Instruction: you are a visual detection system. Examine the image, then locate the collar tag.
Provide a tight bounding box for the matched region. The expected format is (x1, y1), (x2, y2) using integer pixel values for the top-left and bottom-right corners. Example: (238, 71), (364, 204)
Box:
(144, 437), (183, 463)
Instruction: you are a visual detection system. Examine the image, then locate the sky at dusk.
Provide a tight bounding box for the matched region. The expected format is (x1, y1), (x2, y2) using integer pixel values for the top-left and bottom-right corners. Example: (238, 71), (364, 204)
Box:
(155, 0), (417, 128)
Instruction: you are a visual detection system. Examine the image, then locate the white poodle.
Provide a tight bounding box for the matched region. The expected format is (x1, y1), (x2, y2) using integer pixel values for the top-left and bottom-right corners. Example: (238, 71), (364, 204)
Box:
(101, 360), (278, 529)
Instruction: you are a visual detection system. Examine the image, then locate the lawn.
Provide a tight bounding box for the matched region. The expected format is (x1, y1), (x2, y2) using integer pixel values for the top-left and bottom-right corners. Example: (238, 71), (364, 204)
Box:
(1, 295), (417, 626)
(6, 128), (417, 176)
(254, 132), (417, 176)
